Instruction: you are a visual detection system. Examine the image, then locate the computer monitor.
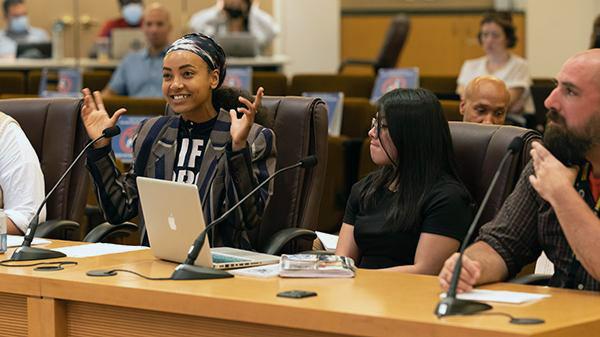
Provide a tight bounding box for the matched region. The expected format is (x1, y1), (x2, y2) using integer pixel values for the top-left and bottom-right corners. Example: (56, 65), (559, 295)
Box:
(216, 32), (259, 58)
(111, 28), (146, 59)
(16, 42), (52, 59)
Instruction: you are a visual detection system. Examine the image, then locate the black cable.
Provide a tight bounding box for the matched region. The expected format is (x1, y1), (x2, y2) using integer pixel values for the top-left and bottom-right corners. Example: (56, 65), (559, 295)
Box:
(90, 269), (173, 281)
(475, 312), (545, 325)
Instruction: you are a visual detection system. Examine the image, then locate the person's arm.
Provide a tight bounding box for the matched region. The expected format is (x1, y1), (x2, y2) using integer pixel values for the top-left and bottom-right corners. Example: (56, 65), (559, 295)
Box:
(528, 142), (600, 280)
(248, 5), (280, 49)
(438, 161), (543, 291)
(335, 223), (361, 262)
(385, 233), (460, 275)
(438, 241), (509, 292)
(104, 61), (128, 97)
(0, 122), (45, 234)
(101, 86), (118, 97)
(507, 87), (526, 114)
(225, 88), (276, 230)
(81, 88), (140, 224)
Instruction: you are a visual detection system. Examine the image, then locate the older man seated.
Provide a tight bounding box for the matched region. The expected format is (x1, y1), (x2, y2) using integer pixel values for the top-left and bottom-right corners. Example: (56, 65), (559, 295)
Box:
(459, 75), (510, 125)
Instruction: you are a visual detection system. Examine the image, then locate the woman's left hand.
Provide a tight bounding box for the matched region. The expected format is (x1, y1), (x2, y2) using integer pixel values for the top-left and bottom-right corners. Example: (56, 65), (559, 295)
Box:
(230, 87), (264, 151)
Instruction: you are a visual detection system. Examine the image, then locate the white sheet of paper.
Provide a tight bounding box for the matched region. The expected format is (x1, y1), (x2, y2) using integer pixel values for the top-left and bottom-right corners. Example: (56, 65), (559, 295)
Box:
(53, 243), (148, 258)
(315, 231), (338, 251)
(228, 263), (281, 278)
(441, 289), (551, 304)
(7, 235), (51, 248)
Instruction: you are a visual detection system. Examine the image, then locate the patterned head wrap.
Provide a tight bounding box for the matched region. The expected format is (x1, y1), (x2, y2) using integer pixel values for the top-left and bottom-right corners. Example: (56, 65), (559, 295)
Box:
(166, 33), (227, 88)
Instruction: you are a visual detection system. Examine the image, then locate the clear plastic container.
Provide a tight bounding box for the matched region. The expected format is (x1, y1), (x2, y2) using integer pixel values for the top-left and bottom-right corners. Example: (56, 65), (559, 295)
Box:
(0, 209), (7, 253)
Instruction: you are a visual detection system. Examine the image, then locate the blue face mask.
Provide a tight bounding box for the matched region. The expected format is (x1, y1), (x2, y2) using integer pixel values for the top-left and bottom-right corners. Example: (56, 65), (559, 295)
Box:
(9, 15), (29, 33)
(122, 3), (143, 26)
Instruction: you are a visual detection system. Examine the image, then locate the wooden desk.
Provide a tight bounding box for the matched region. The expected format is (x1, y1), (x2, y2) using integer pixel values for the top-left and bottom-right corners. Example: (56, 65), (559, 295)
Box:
(0, 55), (289, 72)
(2, 241), (600, 337)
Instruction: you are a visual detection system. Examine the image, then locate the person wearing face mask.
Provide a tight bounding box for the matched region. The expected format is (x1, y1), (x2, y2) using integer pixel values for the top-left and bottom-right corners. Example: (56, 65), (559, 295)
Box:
(102, 3), (172, 98)
(0, 0), (49, 59)
(188, 0), (279, 52)
(82, 32), (276, 249)
(97, 0), (144, 39)
(336, 88), (473, 273)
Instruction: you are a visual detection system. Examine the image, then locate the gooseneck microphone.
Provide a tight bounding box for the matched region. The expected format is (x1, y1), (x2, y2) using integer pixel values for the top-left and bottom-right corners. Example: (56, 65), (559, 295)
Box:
(11, 126), (121, 262)
(170, 155), (318, 280)
(435, 137), (523, 318)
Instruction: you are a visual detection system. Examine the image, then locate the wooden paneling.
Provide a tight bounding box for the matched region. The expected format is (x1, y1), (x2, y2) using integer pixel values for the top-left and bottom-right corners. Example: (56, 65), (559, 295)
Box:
(342, 13), (525, 77)
(66, 301), (346, 337)
(0, 293), (28, 337)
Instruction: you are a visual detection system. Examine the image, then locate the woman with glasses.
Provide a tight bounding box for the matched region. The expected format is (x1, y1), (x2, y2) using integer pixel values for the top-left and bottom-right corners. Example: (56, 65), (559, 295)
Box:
(456, 13), (534, 125)
(336, 88), (473, 274)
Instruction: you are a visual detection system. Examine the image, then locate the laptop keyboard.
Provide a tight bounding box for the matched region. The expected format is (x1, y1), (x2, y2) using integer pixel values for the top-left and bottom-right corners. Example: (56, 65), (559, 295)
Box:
(212, 253), (251, 264)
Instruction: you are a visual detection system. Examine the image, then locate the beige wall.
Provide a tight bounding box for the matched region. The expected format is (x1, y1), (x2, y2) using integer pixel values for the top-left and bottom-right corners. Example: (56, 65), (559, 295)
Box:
(274, 0), (340, 76)
(0, 0), (272, 57)
(526, 0), (600, 78)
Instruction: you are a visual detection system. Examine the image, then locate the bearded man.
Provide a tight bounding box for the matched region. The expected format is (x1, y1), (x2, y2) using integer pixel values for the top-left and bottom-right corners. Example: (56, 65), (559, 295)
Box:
(438, 49), (600, 291)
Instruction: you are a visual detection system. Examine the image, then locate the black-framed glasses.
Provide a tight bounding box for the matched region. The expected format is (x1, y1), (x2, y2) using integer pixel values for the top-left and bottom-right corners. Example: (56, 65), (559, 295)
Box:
(371, 117), (388, 138)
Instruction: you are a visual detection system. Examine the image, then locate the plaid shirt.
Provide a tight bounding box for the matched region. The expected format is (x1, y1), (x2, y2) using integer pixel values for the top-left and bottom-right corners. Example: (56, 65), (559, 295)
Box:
(476, 160), (600, 291)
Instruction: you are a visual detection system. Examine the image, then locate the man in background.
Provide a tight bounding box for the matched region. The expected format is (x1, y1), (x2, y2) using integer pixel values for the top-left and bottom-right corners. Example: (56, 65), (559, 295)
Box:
(0, 0), (49, 58)
(439, 49), (600, 292)
(102, 3), (171, 98)
(460, 75), (510, 125)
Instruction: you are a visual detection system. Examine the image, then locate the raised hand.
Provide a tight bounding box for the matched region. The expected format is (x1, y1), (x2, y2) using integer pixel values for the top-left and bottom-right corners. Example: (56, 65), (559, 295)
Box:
(80, 88), (126, 148)
(229, 87), (264, 151)
(438, 252), (482, 293)
(529, 141), (578, 205)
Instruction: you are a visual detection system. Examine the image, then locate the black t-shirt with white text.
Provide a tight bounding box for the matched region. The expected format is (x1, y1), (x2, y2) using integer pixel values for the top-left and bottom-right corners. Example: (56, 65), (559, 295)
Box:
(172, 117), (217, 184)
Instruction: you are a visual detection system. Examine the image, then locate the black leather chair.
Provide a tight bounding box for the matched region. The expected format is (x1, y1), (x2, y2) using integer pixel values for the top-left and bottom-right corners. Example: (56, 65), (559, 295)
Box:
(87, 96), (329, 254)
(0, 98), (89, 239)
(339, 15), (410, 74)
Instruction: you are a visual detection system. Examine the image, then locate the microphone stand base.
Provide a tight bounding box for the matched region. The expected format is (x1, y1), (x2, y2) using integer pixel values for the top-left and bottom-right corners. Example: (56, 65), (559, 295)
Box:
(171, 264), (233, 280)
(11, 246), (67, 261)
(435, 297), (492, 318)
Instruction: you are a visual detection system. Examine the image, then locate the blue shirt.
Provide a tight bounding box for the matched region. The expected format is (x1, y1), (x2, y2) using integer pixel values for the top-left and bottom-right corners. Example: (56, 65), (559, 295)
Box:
(107, 48), (165, 97)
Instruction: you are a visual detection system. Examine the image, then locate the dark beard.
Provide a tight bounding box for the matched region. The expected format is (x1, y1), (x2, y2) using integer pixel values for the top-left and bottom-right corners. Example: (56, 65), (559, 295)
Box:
(543, 109), (591, 166)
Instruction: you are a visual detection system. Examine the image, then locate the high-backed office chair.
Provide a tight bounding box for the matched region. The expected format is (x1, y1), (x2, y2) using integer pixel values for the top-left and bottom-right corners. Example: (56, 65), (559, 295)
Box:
(253, 72), (287, 96)
(0, 98), (89, 238)
(338, 14), (410, 74)
(358, 122), (541, 234)
(86, 96), (329, 254)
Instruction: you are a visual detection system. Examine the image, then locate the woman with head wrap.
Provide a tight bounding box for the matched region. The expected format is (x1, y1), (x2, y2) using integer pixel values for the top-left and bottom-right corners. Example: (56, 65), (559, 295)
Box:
(82, 33), (276, 249)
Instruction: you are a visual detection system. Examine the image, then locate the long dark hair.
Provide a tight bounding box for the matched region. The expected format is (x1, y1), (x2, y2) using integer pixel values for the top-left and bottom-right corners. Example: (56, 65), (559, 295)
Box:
(359, 88), (463, 232)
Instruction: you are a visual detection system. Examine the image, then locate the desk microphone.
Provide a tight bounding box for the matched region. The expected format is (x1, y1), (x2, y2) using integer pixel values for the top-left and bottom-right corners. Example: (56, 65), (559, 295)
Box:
(170, 155), (318, 280)
(435, 137), (523, 318)
(11, 126), (121, 262)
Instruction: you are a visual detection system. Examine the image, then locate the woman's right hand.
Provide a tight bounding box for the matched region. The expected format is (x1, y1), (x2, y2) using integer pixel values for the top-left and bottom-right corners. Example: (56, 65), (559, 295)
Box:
(80, 88), (126, 148)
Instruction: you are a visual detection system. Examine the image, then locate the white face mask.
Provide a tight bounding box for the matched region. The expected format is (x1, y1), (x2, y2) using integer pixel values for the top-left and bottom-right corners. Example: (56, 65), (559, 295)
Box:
(122, 3), (143, 26)
(9, 15), (29, 33)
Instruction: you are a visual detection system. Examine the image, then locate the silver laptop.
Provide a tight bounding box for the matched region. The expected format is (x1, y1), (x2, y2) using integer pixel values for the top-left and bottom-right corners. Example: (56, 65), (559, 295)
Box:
(216, 32), (259, 57)
(111, 28), (146, 59)
(136, 177), (279, 269)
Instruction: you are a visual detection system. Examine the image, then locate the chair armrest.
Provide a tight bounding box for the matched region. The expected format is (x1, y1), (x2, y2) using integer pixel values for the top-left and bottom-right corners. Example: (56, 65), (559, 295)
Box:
(34, 219), (80, 239)
(261, 228), (317, 255)
(83, 222), (138, 243)
(510, 274), (551, 286)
